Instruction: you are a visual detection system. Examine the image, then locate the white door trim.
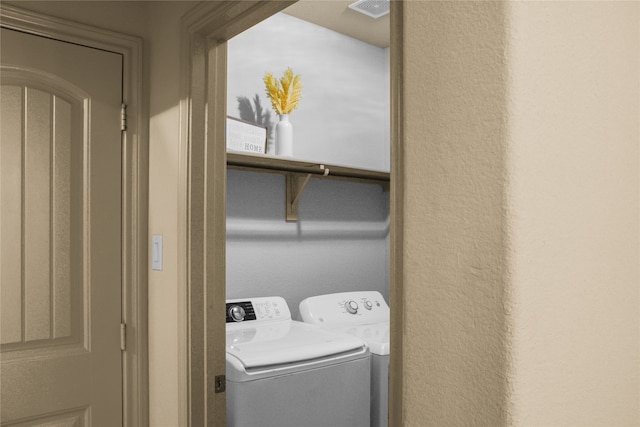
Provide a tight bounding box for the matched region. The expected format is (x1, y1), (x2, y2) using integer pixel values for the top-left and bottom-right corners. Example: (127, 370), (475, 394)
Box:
(0, 5), (149, 427)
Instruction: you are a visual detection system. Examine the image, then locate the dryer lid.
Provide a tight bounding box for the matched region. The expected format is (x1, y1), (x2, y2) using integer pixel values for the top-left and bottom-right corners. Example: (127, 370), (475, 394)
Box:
(226, 320), (367, 369)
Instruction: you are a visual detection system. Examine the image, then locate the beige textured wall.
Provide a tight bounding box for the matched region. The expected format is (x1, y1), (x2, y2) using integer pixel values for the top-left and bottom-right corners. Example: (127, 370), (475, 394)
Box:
(506, 2), (640, 425)
(146, 3), (197, 426)
(400, 1), (639, 426)
(400, 2), (511, 425)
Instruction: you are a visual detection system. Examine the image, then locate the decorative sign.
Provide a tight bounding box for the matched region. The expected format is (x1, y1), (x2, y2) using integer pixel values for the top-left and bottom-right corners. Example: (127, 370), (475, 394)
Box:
(226, 117), (267, 154)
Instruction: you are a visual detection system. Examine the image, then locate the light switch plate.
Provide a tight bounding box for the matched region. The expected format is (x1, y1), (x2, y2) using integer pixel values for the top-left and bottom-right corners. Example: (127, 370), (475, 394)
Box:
(152, 235), (163, 271)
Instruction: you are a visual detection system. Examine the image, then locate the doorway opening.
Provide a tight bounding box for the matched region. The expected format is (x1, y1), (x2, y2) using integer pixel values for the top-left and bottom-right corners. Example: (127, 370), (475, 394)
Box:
(225, 6), (390, 426)
(182, 2), (402, 425)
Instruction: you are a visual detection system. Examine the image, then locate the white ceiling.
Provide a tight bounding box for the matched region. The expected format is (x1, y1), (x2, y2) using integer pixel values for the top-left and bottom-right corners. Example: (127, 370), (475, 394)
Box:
(283, 0), (390, 48)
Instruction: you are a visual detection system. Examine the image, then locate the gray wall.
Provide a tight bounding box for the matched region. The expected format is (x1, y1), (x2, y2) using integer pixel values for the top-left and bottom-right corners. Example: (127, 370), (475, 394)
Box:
(226, 170), (389, 320)
(227, 12), (390, 172)
(226, 11), (390, 318)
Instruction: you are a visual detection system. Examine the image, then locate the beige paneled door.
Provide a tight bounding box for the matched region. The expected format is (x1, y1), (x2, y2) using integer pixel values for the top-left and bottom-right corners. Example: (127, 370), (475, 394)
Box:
(1, 28), (123, 426)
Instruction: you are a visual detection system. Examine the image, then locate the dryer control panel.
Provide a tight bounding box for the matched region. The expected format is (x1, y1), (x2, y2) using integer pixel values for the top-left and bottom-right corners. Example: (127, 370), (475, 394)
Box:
(226, 296), (291, 323)
(299, 291), (389, 327)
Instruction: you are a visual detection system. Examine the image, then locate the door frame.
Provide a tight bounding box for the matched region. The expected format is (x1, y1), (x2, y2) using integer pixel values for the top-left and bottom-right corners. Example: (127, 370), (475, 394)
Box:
(0, 5), (148, 427)
(180, 1), (404, 425)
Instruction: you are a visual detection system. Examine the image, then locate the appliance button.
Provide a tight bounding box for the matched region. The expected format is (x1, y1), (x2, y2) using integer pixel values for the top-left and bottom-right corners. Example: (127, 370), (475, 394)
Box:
(345, 300), (359, 314)
(229, 305), (246, 322)
(364, 300), (373, 310)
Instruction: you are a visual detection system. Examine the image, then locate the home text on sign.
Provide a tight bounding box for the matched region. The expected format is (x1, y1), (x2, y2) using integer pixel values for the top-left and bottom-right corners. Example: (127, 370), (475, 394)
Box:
(226, 117), (267, 154)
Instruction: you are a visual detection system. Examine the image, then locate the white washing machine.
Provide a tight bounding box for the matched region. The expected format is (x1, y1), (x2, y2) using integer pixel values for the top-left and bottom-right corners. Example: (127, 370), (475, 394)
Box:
(299, 291), (390, 427)
(226, 296), (371, 427)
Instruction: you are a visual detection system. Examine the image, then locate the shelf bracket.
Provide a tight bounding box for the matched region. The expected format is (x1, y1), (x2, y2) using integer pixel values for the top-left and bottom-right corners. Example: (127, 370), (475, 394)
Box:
(286, 173), (312, 222)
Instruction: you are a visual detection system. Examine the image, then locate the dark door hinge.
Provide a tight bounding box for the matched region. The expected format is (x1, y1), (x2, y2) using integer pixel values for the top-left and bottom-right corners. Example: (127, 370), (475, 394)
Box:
(121, 103), (127, 131)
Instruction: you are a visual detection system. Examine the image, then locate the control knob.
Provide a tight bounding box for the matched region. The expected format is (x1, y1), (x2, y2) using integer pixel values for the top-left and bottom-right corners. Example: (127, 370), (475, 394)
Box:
(229, 305), (246, 322)
(364, 300), (373, 310)
(345, 300), (359, 314)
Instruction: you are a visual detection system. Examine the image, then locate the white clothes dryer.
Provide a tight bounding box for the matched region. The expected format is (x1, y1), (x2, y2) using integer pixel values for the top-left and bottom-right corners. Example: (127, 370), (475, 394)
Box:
(226, 296), (371, 427)
(299, 291), (390, 427)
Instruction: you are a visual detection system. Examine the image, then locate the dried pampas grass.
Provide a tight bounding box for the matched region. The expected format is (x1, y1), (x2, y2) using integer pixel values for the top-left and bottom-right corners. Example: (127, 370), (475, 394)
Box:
(264, 68), (302, 115)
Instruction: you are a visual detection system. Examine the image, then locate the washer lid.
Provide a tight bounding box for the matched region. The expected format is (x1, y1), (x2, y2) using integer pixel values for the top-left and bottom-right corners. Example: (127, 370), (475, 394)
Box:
(226, 320), (367, 369)
(331, 322), (390, 356)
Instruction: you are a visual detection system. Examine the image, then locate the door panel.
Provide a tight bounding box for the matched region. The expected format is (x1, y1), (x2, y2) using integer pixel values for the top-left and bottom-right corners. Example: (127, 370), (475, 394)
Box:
(1, 28), (123, 426)
(1, 79), (84, 352)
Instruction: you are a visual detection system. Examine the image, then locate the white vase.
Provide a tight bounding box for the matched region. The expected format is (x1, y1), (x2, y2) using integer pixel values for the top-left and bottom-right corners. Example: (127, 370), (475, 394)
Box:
(275, 114), (293, 157)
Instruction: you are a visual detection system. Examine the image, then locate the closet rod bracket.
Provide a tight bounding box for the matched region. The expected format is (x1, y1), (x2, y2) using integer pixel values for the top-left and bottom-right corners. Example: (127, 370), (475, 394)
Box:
(286, 172), (312, 222)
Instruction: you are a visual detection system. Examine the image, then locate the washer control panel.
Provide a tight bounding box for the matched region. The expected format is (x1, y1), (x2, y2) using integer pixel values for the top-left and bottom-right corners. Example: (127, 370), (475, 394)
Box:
(225, 301), (255, 323)
(299, 291), (389, 327)
(226, 296), (290, 323)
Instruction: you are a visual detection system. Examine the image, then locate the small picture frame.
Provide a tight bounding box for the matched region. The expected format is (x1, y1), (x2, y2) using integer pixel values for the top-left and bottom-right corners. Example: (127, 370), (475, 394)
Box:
(226, 116), (267, 154)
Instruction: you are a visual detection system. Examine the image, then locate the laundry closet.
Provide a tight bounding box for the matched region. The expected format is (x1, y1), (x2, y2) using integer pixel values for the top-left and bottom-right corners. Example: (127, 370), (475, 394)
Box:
(225, 9), (390, 319)
(223, 5), (391, 426)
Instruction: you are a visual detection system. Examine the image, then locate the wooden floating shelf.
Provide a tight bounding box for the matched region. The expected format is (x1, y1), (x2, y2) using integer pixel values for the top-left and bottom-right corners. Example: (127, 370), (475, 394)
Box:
(226, 152), (390, 222)
(226, 152), (390, 183)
